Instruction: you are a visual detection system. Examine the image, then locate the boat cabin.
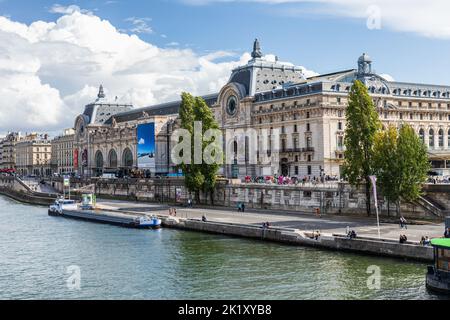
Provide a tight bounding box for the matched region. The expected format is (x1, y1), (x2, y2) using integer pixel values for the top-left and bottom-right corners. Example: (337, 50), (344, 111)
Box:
(432, 239), (450, 275)
(81, 193), (96, 210)
(427, 239), (450, 294)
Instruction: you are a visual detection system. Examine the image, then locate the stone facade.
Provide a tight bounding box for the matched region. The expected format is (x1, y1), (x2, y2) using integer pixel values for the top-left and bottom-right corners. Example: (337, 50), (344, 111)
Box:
(15, 133), (52, 176)
(73, 86), (177, 177)
(51, 128), (75, 175)
(0, 132), (21, 170)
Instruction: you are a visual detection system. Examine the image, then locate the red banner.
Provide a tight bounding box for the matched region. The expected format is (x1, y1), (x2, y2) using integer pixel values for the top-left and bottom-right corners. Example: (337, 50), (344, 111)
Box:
(74, 149), (79, 168)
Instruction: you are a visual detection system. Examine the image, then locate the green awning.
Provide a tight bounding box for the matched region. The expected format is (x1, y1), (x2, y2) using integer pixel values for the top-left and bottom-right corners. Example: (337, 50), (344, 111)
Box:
(431, 238), (450, 249)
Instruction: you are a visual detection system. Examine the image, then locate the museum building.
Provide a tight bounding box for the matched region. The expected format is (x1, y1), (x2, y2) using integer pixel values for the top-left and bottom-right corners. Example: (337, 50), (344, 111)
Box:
(73, 40), (450, 178)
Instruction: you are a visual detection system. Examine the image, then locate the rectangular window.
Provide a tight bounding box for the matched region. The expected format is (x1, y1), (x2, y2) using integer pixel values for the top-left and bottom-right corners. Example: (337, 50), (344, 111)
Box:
(307, 166), (312, 175)
(295, 166), (299, 175)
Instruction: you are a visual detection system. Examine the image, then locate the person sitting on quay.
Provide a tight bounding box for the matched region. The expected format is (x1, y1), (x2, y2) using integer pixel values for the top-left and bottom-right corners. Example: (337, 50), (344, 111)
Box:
(262, 222), (271, 229)
(399, 235), (408, 244)
(314, 230), (321, 241)
(423, 236), (431, 246)
(347, 230), (357, 240)
(445, 228), (450, 239)
(420, 236), (426, 245)
(202, 215), (208, 222)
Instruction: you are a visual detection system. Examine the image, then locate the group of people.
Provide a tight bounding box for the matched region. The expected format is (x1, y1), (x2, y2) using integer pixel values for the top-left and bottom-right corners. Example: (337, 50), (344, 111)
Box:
(347, 230), (357, 239)
(243, 175), (340, 186)
(420, 236), (431, 246)
(262, 222), (271, 229)
(237, 203), (246, 212)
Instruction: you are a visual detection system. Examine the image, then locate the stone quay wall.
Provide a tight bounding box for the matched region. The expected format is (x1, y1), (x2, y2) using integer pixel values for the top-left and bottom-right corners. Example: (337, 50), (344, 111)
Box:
(162, 218), (434, 262)
(0, 176), (57, 206)
(45, 177), (438, 220)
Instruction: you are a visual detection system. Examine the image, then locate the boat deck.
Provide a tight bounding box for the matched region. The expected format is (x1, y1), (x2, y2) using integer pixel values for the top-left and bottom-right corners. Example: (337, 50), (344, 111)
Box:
(60, 209), (146, 228)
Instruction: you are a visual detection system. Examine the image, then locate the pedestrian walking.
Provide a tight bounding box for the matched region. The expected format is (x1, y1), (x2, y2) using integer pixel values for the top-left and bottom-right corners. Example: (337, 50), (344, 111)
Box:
(315, 207), (321, 218)
(399, 216), (407, 229)
(401, 216), (408, 229)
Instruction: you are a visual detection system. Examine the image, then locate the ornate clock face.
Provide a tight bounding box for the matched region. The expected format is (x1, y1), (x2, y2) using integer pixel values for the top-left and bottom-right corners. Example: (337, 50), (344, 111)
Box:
(226, 95), (238, 116)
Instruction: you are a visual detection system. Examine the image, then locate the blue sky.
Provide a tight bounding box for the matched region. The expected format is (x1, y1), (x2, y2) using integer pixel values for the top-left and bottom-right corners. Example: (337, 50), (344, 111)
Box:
(2, 0), (450, 84)
(2, 0), (450, 133)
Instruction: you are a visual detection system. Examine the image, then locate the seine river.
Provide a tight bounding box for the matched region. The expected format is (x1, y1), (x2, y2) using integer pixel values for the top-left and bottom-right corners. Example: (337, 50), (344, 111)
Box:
(0, 195), (441, 300)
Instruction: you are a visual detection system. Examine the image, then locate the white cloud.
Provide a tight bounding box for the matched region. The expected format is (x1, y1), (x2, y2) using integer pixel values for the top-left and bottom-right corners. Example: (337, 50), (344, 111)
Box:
(124, 17), (153, 34)
(139, 138), (145, 145)
(182, 0), (450, 40)
(0, 9), (316, 133)
(49, 4), (92, 15)
(0, 11), (249, 132)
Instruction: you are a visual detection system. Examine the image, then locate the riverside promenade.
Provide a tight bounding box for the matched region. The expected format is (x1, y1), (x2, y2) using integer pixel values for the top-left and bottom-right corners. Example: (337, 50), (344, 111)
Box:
(95, 199), (446, 262)
(96, 199), (445, 243)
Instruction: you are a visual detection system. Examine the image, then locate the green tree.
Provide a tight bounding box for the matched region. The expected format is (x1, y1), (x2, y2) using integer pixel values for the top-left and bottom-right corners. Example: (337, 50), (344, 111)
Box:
(396, 124), (430, 204)
(178, 93), (222, 204)
(342, 80), (381, 216)
(373, 125), (401, 214)
(373, 124), (430, 215)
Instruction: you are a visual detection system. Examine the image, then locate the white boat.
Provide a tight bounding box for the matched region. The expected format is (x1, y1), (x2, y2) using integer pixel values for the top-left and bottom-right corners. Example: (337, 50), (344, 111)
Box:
(136, 215), (162, 229)
(48, 198), (78, 216)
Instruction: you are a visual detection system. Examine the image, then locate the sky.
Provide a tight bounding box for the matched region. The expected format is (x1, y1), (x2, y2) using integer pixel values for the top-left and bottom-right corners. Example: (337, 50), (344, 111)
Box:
(2, 0), (450, 135)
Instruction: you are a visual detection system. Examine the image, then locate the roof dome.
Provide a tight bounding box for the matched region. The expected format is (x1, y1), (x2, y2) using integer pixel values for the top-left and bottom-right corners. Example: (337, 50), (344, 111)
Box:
(358, 53), (372, 64)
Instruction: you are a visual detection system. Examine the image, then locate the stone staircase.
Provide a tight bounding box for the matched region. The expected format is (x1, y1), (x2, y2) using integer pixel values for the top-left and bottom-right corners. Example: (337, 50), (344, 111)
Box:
(414, 195), (445, 218)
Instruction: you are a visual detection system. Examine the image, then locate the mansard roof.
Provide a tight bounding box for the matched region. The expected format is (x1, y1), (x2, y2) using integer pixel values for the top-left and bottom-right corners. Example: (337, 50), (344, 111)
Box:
(105, 93), (219, 124)
(81, 86), (133, 125)
(227, 40), (305, 97)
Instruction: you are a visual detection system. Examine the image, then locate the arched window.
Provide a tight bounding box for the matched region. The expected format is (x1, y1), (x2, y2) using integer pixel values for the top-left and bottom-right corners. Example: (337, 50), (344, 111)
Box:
(429, 129), (435, 148)
(447, 129), (450, 148)
(439, 129), (444, 148)
(419, 129), (425, 143)
(123, 148), (133, 168)
(95, 151), (104, 169)
(108, 149), (118, 168)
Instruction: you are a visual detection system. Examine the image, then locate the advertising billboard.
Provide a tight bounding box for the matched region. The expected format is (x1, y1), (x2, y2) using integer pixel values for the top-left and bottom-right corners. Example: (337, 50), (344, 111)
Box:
(137, 123), (156, 171)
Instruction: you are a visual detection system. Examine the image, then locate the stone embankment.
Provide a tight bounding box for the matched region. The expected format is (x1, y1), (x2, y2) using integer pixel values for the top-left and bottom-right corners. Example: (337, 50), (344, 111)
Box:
(162, 217), (434, 262)
(0, 176), (59, 206)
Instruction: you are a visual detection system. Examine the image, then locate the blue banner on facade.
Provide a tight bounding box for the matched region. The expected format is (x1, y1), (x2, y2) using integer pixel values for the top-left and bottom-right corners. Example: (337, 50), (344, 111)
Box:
(137, 123), (156, 171)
